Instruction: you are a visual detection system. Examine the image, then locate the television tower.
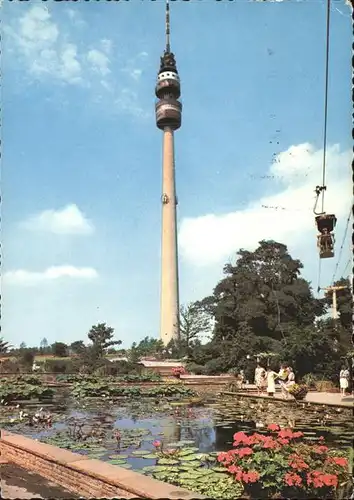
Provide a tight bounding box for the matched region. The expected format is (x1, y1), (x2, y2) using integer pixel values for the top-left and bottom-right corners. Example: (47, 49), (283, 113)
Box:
(155, 0), (181, 346)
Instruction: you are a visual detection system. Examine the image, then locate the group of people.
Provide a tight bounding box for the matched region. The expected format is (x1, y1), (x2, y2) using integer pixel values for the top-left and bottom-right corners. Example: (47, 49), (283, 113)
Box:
(254, 364), (295, 399)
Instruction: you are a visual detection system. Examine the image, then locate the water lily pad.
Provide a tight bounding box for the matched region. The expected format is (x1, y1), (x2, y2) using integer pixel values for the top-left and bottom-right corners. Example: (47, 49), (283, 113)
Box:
(118, 463), (132, 469)
(179, 454), (199, 461)
(149, 465), (178, 473)
(141, 453), (158, 459)
(142, 466), (158, 472)
(157, 458), (180, 465)
(212, 466), (227, 473)
(179, 447), (199, 455)
(88, 453), (106, 459)
(131, 450), (149, 456)
(109, 454), (129, 459)
(178, 461), (201, 468)
(109, 459), (127, 465)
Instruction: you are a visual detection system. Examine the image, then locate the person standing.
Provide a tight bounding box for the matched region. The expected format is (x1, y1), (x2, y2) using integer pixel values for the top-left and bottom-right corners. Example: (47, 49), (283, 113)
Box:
(284, 367), (295, 399)
(278, 364), (289, 399)
(255, 364), (266, 395)
(339, 366), (350, 397)
(239, 370), (245, 389)
(266, 368), (277, 397)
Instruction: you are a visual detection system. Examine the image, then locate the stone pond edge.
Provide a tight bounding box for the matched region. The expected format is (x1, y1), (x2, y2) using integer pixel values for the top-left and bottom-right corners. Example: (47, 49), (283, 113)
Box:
(0, 430), (205, 500)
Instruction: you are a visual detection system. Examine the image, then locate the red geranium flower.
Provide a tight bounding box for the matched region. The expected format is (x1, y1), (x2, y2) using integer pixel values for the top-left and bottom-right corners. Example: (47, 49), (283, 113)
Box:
(313, 445), (329, 454)
(233, 431), (251, 446)
(262, 438), (279, 449)
(278, 438), (290, 445)
(267, 423), (280, 431)
(330, 456), (348, 468)
(228, 464), (242, 474)
(284, 472), (302, 487)
(217, 452), (228, 462)
(278, 428), (295, 439)
(235, 470), (243, 481)
(321, 474), (338, 487)
(242, 470), (260, 483)
(289, 456), (309, 470)
(236, 447), (253, 457)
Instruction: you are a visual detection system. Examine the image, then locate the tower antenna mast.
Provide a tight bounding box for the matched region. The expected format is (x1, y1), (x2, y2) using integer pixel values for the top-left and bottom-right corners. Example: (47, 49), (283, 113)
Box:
(165, 0), (170, 53)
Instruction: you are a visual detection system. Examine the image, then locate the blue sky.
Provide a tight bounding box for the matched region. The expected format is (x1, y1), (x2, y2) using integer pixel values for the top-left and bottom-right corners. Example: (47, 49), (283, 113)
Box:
(2, 0), (352, 348)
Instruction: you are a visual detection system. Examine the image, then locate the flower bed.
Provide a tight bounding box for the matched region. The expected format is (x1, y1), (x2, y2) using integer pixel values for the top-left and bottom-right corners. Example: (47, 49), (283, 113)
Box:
(216, 424), (351, 499)
(172, 367), (187, 378)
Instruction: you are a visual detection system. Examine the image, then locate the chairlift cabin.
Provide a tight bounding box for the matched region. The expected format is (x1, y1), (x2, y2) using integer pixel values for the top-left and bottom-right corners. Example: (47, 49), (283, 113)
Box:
(315, 214), (337, 259)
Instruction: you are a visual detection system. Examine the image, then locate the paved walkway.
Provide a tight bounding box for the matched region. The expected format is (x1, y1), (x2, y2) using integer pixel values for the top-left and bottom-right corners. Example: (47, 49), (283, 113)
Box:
(227, 386), (353, 408)
(0, 463), (78, 499)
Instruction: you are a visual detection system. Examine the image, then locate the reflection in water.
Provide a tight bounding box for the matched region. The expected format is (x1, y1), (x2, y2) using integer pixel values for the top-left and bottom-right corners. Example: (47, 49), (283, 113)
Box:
(1, 393), (352, 469)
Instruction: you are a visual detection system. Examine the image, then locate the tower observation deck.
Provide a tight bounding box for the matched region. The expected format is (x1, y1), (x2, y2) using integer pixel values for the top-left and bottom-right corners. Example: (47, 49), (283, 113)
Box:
(156, 0), (181, 347)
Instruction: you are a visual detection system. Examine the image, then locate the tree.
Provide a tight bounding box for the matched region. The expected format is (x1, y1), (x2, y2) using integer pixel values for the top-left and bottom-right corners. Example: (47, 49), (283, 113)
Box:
(128, 342), (141, 363)
(40, 337), (49, 354)
(87, 323), (121, 359)
(18, 348), (35, 370)
(201, 240), (324, 346)
(179, 302), (213, 355)
(19, 342), (27, 349)
(70, 340), (85, 356)
(51, 342), (68, 357)
(279, 322), (343, 381)
(133, 336), (164, 359)
(0, 338), (11, 354)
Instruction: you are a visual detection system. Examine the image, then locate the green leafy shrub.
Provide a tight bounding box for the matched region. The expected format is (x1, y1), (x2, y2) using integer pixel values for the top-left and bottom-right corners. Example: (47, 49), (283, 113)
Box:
(186, 363), (206, 375)
(315, 380), (337, 392)
(204, 358), (225, 375)
(217, 425), (351, 499)
(0, 359), (21, 373)
(44, 358), (75, 373)
(301, 373), (319, 388)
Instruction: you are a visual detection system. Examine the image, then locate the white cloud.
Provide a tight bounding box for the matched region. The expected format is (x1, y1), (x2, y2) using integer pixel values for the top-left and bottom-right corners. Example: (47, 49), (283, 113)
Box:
(122, 51), (149, 82)
(66, 9), (86, 27)
(23, 204), (94, 235)
(100, 39), (112, 55)
(87, 49), (111, 77)
(5, 6), (147, 115)
(5, 6), (82, 84)
(3, 266), (98, 286)
(179, 143), (351, 267)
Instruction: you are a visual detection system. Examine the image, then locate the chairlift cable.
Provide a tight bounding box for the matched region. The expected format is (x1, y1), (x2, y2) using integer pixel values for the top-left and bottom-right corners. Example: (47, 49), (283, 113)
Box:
(331, 206), (352, 283)
(340, 258), (351, 279)
(320, 0), (331, 213)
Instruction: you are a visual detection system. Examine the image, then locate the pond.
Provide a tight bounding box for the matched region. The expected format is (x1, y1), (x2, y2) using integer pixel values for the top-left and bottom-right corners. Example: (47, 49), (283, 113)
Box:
(1, 392), (353, 498)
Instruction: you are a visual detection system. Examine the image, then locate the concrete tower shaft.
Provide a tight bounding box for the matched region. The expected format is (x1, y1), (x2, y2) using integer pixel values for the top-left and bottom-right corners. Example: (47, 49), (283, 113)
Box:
(160, 127), (180, 346)
(156, 0), (181, 346)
